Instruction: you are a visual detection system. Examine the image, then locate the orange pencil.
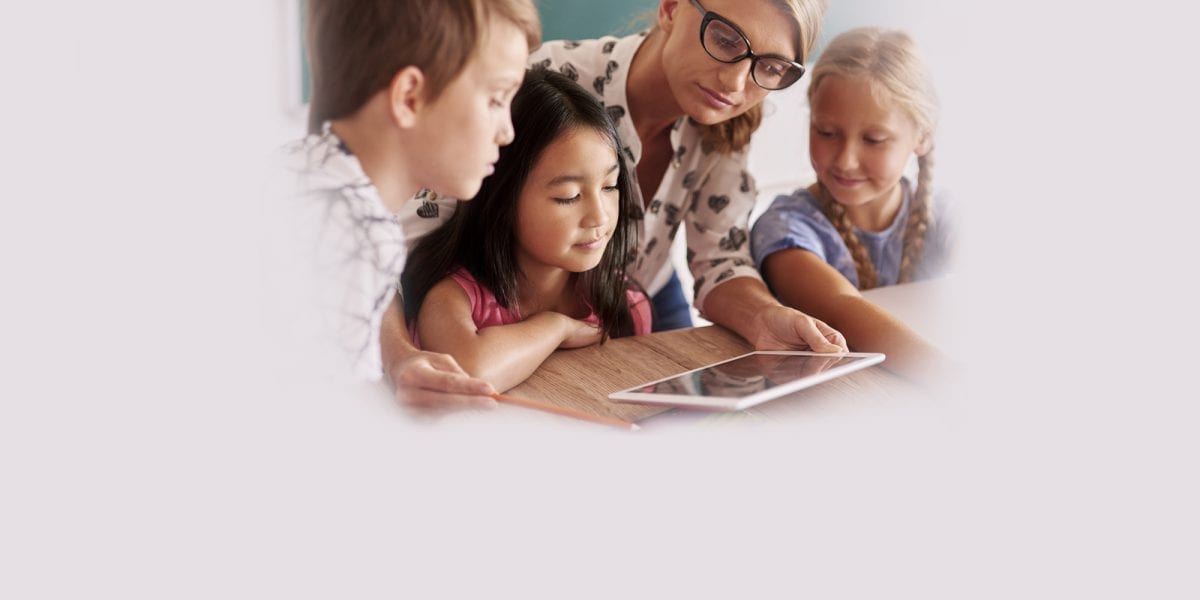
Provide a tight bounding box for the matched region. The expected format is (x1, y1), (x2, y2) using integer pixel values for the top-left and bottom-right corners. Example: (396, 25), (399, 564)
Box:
(491, 392), (640, 431)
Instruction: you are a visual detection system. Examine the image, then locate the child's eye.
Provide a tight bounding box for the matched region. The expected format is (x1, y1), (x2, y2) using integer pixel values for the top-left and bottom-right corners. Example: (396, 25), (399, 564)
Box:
(864, 136), (887, 145)
(554, 194), (581, 204)
(814, 129), (834, 138)
(602, 184), (620, 193)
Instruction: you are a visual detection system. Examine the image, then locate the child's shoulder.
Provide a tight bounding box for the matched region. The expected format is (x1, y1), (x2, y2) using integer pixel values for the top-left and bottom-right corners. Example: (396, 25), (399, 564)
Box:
(445, 265), (474, 283)
(431, 267), (522, 328)
(282, 126), (367, 191)
(441, 267), (503, 307)
(751, 187), (834, 260)
(761, 187), (825, 219)
(279, 127), (393, 248)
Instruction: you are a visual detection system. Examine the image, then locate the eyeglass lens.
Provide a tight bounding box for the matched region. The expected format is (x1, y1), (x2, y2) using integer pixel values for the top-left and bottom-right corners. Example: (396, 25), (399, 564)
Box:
(701, 15), (801, 89)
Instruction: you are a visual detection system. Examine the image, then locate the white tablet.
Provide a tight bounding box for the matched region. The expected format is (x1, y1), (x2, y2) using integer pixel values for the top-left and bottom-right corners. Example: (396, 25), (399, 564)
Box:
(607, 351), (886, 411)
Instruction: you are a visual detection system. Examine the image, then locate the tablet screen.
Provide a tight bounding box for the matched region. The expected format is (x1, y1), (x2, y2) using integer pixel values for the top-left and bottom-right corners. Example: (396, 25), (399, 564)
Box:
(609, 351), (886, 410)
(631, 352), (874, 398)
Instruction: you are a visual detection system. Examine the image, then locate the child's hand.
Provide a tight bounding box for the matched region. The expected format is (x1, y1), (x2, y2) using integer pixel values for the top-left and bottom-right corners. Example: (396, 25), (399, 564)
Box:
(558, 315), (604, 349)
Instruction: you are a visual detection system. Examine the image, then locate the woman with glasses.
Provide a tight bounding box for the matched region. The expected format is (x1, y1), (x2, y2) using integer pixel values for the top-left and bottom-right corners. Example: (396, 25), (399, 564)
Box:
(522, 0), (845, 351)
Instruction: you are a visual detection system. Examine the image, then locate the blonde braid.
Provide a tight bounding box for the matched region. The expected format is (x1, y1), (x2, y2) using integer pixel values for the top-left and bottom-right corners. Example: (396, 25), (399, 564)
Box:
(816, 183), (878, 290)
(898, 151), (935, 283)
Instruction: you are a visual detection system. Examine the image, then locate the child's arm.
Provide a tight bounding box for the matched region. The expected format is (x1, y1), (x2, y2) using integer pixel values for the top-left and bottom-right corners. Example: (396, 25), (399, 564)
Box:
(416, 279), (602, 392)
(378, 296), (498, 409)
(762, 248), (956, 386)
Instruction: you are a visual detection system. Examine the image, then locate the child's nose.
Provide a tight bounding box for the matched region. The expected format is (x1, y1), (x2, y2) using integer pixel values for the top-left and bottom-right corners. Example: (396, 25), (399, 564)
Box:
(496, 114), (515, 146)
(582, 195), (611, 229)
(834, 141), (858, 170)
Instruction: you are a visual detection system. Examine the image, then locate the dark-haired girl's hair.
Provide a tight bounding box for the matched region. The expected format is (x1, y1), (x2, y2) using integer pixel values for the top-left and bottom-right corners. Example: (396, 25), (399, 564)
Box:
(401, 68), (643, 340)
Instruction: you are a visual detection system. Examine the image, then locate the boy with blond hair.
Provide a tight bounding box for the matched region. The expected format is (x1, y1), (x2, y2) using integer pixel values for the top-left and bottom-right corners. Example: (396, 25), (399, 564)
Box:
(284, 0), (540, 407)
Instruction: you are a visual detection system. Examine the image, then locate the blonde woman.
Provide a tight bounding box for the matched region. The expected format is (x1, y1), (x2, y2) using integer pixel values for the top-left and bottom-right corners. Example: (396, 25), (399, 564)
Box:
(751, 27), (958, 384)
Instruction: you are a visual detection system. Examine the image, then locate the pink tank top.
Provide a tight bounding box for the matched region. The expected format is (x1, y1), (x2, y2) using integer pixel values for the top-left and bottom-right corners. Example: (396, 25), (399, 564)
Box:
(413, 267), (652, 346)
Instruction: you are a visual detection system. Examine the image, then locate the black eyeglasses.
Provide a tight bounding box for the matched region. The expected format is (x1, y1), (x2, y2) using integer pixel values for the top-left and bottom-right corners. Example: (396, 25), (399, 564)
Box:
(688, 0), (805, 90)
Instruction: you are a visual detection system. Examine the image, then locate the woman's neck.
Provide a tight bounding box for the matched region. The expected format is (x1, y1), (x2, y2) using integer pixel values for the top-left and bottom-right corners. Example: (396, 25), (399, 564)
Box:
(515, 261), (580, 318)
(626, 30), (685, 143)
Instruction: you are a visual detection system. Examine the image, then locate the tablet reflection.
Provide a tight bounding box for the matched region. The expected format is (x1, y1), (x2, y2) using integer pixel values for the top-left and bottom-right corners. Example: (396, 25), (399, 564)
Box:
(641, 353), (853, 398)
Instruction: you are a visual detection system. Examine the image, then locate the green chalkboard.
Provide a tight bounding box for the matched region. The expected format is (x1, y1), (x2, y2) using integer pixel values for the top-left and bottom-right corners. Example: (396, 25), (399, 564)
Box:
(299, 0), (311, 105)
(538, 0), (657, 41)
(536, 0), (927, 63)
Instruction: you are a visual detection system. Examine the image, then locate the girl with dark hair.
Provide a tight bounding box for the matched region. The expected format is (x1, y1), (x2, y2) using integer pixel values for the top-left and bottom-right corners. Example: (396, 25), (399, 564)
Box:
(401, 69), (651, 392)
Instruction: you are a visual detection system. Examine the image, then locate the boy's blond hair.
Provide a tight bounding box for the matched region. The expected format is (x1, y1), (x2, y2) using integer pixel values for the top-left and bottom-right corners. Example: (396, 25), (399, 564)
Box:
(306, 0), (541, 133)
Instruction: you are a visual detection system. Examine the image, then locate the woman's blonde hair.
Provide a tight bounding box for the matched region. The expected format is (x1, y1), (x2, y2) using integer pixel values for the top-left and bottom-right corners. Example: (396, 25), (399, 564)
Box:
(650, 0), (826, 154)
(807, 26), (939, 288)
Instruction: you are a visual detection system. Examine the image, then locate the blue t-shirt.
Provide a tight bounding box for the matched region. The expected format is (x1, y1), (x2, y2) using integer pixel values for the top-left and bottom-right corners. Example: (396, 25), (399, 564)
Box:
(750, 178), (956, 288)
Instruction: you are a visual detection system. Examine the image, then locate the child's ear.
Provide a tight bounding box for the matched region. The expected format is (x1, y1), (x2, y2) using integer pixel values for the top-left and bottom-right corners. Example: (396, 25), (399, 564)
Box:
(915, 131), (933, 157)
(657, 0), (681, 34)
(387, 66), (426, 128)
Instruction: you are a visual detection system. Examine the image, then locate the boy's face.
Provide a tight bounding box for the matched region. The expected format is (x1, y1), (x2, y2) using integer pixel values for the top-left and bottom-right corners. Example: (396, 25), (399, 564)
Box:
(413, 18), (529, 200)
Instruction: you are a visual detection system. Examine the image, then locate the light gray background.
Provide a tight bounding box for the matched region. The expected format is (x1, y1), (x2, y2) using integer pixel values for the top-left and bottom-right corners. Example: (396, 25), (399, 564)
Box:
(2, 1), (1196, 598)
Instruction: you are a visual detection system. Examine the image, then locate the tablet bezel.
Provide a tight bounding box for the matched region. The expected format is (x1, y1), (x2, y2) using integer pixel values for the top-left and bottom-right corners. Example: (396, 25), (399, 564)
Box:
(607, 350), (886, 411)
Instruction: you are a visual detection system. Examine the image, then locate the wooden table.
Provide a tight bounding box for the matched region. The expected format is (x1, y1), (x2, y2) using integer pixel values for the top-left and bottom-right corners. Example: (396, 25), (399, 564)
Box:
(506, 324), (923, 425)
(447, 278), (958, 428)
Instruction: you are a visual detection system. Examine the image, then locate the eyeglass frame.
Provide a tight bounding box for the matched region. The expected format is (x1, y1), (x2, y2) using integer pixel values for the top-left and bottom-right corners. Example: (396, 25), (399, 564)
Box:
(687, 0), (806, 91)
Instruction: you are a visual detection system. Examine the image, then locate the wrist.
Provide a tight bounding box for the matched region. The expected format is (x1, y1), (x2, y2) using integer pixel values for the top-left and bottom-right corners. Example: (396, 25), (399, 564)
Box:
(383, 342), (421, 384)
(543, 311), (574, 341)
(705, 279), (778, 340)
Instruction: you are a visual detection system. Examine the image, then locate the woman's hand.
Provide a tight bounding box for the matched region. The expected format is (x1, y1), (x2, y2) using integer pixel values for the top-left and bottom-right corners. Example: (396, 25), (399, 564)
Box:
(748, 304), (847, 353)
(701, 277), (847, 353)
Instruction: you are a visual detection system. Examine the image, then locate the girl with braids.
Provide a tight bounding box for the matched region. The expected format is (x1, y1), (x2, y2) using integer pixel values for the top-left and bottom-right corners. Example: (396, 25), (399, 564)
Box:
(401, 69), (651, 393)
(751, 27), (958, 383)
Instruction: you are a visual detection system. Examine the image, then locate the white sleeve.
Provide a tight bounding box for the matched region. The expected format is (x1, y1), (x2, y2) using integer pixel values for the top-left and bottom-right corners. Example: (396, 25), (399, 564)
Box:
(683, 150), (764, 312)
